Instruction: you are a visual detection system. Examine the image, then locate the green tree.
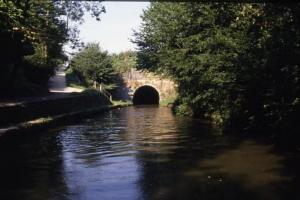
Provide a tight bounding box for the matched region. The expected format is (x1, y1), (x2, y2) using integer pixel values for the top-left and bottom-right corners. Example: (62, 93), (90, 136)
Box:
(135, 3), (243, 121)
(111, 51), (137, 73)
(70, 43), (116, 88)
(134, 2), (300, 134)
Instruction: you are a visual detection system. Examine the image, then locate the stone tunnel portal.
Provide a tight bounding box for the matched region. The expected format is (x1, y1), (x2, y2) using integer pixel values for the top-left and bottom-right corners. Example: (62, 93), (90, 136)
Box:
(132, 85), (159, 105)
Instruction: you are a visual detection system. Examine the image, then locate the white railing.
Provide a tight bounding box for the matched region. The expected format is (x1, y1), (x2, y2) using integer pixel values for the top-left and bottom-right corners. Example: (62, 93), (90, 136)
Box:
(94, 82), (112, 101)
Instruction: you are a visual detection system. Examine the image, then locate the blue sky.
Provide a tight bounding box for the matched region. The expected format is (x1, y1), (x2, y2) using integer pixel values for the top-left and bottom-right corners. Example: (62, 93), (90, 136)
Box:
(76, 2), (149, 54)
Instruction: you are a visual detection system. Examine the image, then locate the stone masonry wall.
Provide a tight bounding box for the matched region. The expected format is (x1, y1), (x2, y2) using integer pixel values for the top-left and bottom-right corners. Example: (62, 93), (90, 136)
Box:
(114, 69), (177, 101)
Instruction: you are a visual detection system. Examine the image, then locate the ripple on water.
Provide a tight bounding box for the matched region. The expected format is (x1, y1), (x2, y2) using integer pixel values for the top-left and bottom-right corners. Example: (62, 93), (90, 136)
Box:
(0, 106), (298, 200)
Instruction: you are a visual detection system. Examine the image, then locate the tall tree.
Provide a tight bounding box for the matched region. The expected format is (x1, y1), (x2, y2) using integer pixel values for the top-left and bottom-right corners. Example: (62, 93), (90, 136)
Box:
(134, 2), (300, 133)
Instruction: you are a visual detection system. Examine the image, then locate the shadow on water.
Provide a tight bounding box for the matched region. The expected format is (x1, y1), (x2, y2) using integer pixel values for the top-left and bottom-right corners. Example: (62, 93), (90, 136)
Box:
(138, 139), (292, 200)
(0, 131), (69, 200)
(0, 106), (299, 200)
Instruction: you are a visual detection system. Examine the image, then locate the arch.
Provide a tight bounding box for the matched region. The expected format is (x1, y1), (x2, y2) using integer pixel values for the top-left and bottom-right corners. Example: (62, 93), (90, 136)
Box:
(132, 85), (159, 105)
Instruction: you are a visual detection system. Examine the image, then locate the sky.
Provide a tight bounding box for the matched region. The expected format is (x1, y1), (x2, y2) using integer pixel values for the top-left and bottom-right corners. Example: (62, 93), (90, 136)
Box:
(72, 2), (150, 54)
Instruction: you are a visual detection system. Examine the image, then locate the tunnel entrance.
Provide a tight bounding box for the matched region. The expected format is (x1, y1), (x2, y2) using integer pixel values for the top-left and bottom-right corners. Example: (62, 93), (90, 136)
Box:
(132, 85), (159, 105)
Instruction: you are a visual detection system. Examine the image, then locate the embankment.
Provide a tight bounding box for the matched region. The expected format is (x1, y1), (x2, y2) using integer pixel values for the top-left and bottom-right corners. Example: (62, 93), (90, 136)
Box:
(0, 90), (128, 136)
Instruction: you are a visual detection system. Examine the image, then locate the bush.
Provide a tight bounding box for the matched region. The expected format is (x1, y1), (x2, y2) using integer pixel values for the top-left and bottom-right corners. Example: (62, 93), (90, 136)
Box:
(174, 101), (193, 117)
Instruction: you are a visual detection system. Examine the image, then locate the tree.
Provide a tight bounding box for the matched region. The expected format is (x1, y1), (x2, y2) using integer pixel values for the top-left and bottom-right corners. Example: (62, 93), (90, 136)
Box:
(134, 3), (244, 120)
(0, 0), (105, 97)
(134, 2), (300, 134)
(111, 51), (137, 73)
(70, 43), (116, 87)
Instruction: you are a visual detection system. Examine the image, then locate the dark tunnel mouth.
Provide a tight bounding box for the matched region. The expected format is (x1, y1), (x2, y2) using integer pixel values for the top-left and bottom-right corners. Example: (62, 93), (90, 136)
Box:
(132, 85), (160, 105)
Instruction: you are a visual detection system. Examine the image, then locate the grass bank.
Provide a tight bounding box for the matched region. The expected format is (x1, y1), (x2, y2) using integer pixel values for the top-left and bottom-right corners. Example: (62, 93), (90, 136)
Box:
(0, 89), (131, 136)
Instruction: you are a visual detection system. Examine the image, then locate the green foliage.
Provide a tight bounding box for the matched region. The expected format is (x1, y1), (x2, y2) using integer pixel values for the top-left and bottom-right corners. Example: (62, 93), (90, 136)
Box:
(70, 43), (116, 88)
(0, 0), (104, 97)
(135, 2), (300, 133)
(111, 100), (132, 106)
(174, 103), (193, 117)
(65, 68), (83, 88)
(111, 51), (137, 73)
(159, 96), (177, 107)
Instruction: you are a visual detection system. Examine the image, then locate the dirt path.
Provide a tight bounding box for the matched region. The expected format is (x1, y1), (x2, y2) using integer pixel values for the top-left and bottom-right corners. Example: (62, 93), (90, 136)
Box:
(48, 68), (83, 93)
(0, 68), (83, 107)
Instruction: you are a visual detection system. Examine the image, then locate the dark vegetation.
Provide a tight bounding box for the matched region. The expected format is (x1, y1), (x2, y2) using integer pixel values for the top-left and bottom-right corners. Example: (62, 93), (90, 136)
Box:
(0, 0), (104, 98)
(134, 3), (300, 137)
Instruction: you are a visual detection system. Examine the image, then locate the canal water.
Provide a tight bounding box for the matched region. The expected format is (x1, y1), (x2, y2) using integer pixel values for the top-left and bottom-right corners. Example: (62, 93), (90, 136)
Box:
(0, 106), (299, 200)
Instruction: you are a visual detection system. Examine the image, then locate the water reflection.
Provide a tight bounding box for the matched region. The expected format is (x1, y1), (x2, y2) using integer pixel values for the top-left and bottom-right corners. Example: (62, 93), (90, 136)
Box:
(0, 106), (299, 200)
(0, 131), (69, 200)
(59, 110), (142, 200)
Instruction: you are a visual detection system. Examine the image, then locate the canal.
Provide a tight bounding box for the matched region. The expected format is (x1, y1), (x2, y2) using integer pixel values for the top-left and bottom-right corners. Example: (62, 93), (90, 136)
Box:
(0, 106), (299, 200)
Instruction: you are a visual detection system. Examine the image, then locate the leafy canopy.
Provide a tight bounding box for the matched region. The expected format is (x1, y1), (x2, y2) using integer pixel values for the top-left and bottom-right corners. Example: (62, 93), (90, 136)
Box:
(0, 0), (104, 96)
(111, 51), (137, 73)
(135, 2), (300, 133)
(70, 43), (116, 87)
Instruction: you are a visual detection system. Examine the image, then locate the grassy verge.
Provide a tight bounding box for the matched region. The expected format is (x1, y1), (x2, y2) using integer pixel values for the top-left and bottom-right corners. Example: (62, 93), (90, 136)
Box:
(160, 96), (177, 107)
(0, 89), (132, 136)
(0, 89), (112, 127)
(0, 104), (130, 137)
(65, 68), (85, 88)
(68, 83), (86, 89)
(112, 100), (132, 106)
